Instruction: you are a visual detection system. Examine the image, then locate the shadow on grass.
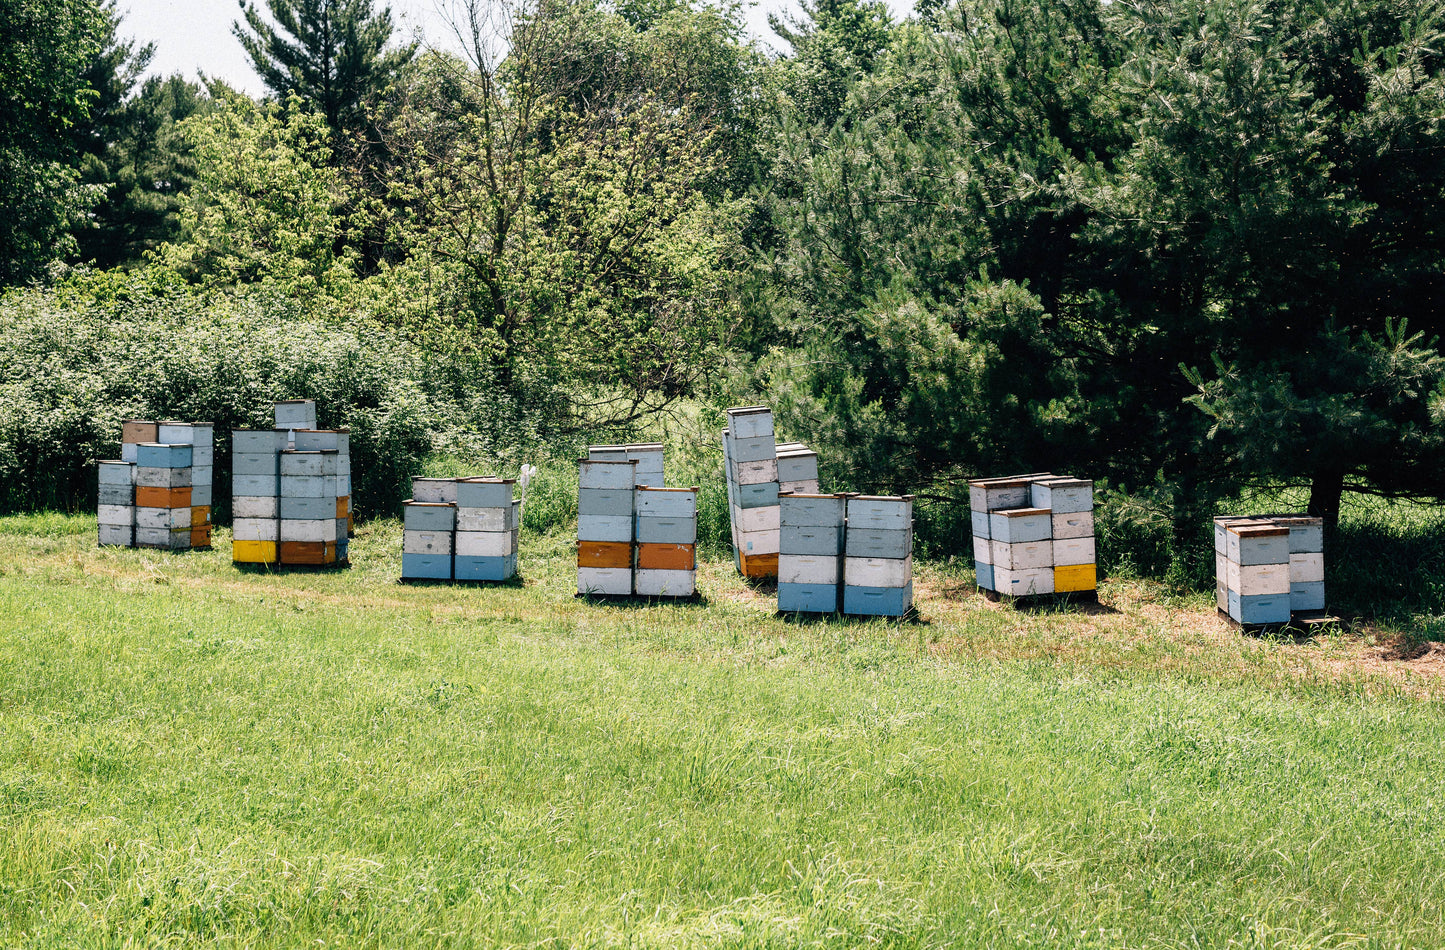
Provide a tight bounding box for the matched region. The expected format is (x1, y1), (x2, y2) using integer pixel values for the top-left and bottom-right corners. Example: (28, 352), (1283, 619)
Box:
(575, 592), (710, 609)
(231, 561), (353, 575)
(397, 574), (529, 589)
(741, 576), (778, 595)
(1328, 507), (1445, 643)
(777, 609), (928, 626)
(1007, 594), (1121, 617)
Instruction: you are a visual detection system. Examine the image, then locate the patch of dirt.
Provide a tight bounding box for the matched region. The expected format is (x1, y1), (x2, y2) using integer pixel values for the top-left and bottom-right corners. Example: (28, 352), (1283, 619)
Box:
(1370, 638), (1445, 664)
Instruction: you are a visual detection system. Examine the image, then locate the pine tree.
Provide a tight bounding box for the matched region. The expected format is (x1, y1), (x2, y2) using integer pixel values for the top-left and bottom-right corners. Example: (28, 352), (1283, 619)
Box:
(232, 0), (416, 136)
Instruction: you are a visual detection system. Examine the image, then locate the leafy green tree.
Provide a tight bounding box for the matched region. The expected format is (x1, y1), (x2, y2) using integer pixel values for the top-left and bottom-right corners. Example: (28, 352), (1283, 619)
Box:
(68, 1), (210, 268)
(79, 74), (211, 268)
(0, 0), (105, 284)
(758, 0), (1445, 575)
(1072, 0), (1445, 542)
(153, 92), (360, 303)
(769, 0), (894, 126)
(233, 0), (416, 137)
(372, 0), (749, 422)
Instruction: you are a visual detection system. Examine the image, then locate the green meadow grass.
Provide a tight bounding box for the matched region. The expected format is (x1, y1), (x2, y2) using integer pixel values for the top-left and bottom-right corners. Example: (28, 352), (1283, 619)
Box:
(3, 515), (1445, 948)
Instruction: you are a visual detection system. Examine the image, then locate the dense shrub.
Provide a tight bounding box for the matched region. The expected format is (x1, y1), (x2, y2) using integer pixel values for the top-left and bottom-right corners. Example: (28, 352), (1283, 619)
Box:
(0, 286), (561, 519)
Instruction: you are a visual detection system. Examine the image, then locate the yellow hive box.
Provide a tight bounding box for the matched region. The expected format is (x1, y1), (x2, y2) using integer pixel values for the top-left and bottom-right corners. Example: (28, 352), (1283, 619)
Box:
(1054, 563), (1096, 593)
(233, 539), (278, 563)
(190, 505), (211, 527)
(740, 551), (779, 579)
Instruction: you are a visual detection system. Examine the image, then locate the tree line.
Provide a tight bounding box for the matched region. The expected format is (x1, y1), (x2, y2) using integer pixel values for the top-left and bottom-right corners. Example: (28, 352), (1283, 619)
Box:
(3, 0), (1443, 576)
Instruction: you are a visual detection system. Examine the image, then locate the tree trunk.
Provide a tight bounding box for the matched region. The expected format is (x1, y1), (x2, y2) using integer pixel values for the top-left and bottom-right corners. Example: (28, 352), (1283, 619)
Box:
(1307, 467), (1346, 532)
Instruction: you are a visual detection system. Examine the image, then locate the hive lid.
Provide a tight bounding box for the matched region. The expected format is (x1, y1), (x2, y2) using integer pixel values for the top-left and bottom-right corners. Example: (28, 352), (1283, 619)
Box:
(1229, 524), (1289, 538)
(1034, 477), (1092, 489)
(995, 506), (1051, 518)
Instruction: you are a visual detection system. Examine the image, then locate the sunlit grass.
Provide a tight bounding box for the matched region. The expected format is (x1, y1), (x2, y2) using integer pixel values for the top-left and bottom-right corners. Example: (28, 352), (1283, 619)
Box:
(2, 515), (1444, 947)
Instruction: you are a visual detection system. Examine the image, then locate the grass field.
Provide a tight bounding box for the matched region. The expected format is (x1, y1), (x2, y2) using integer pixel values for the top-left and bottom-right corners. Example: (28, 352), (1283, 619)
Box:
(3, 512), (1445, 948)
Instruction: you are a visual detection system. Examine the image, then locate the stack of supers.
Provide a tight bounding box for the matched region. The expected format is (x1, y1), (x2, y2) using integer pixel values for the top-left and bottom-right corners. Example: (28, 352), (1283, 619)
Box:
(164, 423), (215, 549)
(1214, 513), (1322, 624)
(401, 478), (456, 580)
(587, 444), (664, 486)
(296, 428), (351, 561)
(722, 406), (780, 579)
(232, 428), (287, 564)
(774, 443), (820, 494)
(125, 421), (214, 550)
(969, 473), (1096, 598)
(233, 401), (350, 567)
(577, 457), (637, 596)
(625, 444), (664, 487)
(233, 429), (282, 563)
(97, 460), (135, 547)
(842, 495), (914, 617)
(1214, 518), (1291, 625)
(97, 419), (154, 548)
(777, 492), (848, 613)
(133, 441), (193, 549)
(279, 446), (341, 566)
(1269, 514), (1325, 613)
(454, 477), (519, 582)
(634, 486), (698, 597)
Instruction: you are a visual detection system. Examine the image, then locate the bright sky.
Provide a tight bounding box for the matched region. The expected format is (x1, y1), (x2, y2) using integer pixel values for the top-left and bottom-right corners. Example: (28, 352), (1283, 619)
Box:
(122, 0), (914, 97)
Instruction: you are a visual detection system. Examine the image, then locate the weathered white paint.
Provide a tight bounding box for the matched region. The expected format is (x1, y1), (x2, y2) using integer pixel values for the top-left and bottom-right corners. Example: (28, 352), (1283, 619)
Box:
(843, 555), (912, 588)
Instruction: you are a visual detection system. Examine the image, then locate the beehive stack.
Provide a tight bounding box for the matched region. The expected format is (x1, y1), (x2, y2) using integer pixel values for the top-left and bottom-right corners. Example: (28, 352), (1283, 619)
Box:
(588, 444), (664, 486)
(634, 486), (698, 597)
(777, 492), (848, 613)
(723, 406), (781, 579)
(296, 429), (351, 561)
(625, 444), (665, 487)
(1214, 513), (1323, 624)
(455, 477), (519, 582)
(969, 473), (1096, 598)
(402, 478), (456, 580)
(1273, 514), (1325, 613)
(232, 429), (286, 564)
(99, 419), (212, 551)
(842, 495), (914, 616)
(97, 460), (135, 547)
(279, 448), (340, 566)
(233, 400), (350, 567)
(775, 443), (820, 495)
(577, 457), (637, 595)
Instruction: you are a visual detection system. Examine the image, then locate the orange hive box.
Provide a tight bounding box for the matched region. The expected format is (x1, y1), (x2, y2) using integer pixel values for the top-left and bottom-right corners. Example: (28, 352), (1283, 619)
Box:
(280, 541), (336, 565)
(740, 552), (779, 579)
(636, 543), (695, 571)
(577, 540), (632, 570)
(135, 486), (191, 508)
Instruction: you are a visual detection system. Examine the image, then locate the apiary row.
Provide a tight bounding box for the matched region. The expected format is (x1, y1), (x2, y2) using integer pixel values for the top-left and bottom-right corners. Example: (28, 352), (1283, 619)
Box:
(400, 476), (520, 581)
(721, 406), (820, 579)
(97, 420), (213, 549)
(970, 473), (1096, 597)
(232, 401), (351, 566)
(778, 493), (915, 617)
(1214, 514), (1325, 625)
(577, 446), (698, 598)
